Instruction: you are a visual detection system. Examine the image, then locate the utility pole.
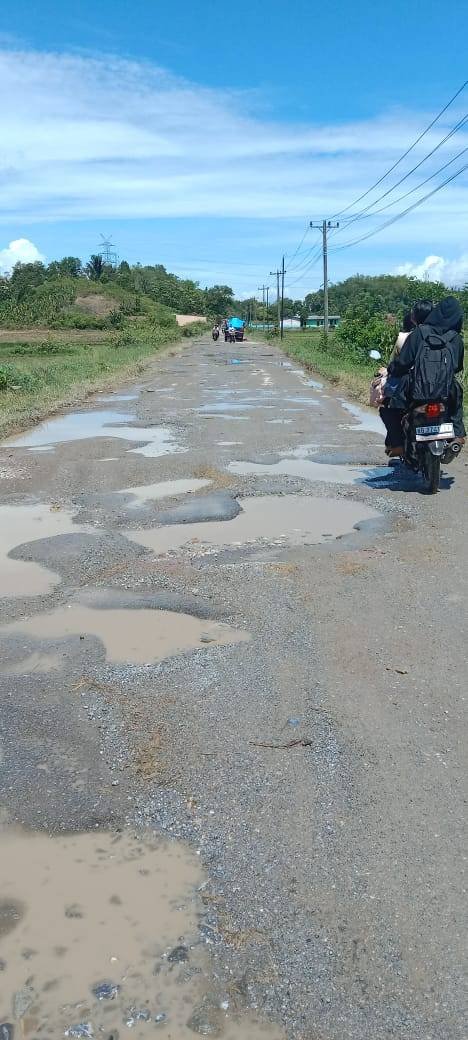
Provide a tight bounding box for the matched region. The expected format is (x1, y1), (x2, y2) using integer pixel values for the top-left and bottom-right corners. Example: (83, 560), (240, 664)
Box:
(258, 285), (269, 332)
(265, 286), (269, 329)
(270, 268), (281, 331)
(280, 255), (285, 340)
(310, 220), (339, 334)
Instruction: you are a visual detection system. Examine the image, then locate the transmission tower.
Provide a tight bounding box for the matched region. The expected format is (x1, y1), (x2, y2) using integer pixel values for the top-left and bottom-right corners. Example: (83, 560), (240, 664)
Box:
(97, 234), (118, 267)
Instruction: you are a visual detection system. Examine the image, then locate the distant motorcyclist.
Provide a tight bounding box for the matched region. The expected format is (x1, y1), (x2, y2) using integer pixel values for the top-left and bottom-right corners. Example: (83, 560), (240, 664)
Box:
(388, 295), (465, 444)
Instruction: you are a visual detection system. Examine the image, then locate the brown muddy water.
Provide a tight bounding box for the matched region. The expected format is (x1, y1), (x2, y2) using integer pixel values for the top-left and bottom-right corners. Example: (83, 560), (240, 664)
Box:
(125, 495), (379, 557)
(3, 606), (250, 666)
(0, 828), (282, 1039)
(0, 504), (89, 599)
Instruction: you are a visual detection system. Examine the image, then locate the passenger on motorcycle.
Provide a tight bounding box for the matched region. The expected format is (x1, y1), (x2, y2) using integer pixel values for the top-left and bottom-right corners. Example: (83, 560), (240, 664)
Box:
(382, 297), (465, 456)
(379, 302), (431, 455)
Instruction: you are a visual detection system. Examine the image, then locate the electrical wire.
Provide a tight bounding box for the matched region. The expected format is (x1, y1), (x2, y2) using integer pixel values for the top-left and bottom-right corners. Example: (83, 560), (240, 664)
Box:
(284, 223), (310, 265)
(332, 111), (468, 234)
(330, 77), (468, 219)
(329, 160), (468, 252)
(351, 142), (468, 220)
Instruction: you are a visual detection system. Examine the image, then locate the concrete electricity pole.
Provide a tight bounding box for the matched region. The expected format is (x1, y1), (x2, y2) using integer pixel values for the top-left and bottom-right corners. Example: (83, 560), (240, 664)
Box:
(258, 285), (269, 331)
(310, 220), (339, 334)
(270, 268), (281, 331)
(280, 255), (285, 340)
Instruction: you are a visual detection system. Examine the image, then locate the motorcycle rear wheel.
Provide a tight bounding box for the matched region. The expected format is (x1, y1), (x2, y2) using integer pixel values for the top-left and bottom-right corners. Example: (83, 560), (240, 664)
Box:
(425, 452), (441, 494)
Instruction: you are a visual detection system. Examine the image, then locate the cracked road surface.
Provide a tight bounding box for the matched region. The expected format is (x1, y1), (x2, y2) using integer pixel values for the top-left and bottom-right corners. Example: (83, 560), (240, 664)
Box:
(0, 335), (466, 1039)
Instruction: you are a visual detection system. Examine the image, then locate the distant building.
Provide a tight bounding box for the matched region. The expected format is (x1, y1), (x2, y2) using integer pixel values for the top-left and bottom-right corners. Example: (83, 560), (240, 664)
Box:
(306, 314), (341, 328)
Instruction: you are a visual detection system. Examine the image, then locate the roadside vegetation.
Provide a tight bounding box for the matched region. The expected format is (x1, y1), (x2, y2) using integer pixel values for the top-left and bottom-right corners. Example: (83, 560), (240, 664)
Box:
(0, 258), (217, 437)
(267, 273), (468, 405)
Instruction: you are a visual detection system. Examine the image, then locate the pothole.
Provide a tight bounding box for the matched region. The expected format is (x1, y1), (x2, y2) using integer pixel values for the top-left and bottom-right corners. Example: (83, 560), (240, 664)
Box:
(0, 828), (282, 1039)
(0, 503), (91, 599)
(2, 605), (249, 667)
(117, 479), (212, 508)
(125, 494), (380, 557)
(228, 459), (391, 485)
(339, 400), (385, 435)
(4, 411), (185, 458)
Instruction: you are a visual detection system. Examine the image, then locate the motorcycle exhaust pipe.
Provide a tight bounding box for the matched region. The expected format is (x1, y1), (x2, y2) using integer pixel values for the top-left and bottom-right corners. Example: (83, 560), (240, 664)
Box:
(450, 441), (462, 455)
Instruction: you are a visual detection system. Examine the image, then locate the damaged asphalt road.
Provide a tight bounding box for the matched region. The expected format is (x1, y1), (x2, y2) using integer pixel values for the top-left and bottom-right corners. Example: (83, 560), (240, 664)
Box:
(0, 335), (466, 1039)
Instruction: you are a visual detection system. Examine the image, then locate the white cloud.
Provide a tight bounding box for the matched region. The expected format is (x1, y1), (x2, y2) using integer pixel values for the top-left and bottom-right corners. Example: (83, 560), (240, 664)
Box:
(0, 237), (45, 273)
(395, 254), (468, 286)
(0, 47), (467, 238)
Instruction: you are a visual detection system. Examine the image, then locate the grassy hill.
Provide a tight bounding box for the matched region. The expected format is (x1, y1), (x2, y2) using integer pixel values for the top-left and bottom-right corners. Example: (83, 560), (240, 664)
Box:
(0, 278), (207, 438)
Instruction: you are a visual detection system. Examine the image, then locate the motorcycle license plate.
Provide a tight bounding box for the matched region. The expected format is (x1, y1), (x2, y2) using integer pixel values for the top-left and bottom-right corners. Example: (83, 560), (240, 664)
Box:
(415, 422), (454, 441)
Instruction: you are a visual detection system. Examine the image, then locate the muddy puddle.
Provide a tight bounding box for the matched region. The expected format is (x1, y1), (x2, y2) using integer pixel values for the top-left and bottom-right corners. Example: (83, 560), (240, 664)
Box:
(118, 479), (212, 509)
(3, 605), (249, 666)
(4, 411), (184, 459)
(198, 403), (274, 413)
(0, 503), (88, 598)
(125, 494), (379, 557)
(228, 458), (391, 485)
(0, 828), (282, 1039)
(339, 400), (385, 435)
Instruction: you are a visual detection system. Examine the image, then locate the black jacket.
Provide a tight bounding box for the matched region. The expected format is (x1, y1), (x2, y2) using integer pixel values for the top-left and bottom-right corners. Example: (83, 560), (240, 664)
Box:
(388, 297), (464, 380)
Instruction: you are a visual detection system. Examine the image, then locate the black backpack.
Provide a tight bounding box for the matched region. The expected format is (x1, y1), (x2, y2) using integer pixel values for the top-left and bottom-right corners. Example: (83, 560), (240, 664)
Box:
(411, 325), (458, 402)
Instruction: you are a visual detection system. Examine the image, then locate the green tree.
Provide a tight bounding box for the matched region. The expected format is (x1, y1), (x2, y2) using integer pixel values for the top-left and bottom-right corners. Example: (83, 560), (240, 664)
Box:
(10, 261), (46, 294)
(204, 284), (234, 317)
(86, 255), (104, 281)
(46, 257), (82, 279)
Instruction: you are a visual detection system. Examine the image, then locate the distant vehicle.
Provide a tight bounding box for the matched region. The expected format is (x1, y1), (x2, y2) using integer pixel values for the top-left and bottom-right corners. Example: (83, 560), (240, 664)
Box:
(227, 316), (246, 342)
(212, 325), (220, 341)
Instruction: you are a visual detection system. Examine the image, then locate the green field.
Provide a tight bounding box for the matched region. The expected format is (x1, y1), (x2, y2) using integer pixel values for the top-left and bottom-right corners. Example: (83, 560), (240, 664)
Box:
(0, 324), (187, 439)
(0, 275), (210, 438)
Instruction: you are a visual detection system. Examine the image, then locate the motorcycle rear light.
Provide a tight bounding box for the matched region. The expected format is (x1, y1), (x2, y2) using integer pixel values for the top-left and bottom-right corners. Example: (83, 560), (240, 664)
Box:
(425, 403), (443, 417)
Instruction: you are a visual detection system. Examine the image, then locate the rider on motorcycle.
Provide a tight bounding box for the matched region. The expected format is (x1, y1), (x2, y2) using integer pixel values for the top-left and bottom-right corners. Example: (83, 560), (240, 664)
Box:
(385, 295), (465, 453)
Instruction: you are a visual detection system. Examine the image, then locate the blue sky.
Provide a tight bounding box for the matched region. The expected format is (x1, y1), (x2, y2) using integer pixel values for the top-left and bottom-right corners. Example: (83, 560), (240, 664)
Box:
(1, 0), (468, 296)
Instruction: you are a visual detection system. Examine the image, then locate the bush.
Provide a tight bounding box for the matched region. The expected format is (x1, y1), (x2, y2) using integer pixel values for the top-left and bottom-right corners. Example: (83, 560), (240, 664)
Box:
(181, 321), (208, 337)
(335, 308), (396, 363)
(0, 364), (41, 391)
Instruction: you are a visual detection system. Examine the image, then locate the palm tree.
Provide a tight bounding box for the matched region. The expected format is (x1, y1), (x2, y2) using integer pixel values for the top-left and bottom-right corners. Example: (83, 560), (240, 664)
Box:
(86, 255), (104, 281)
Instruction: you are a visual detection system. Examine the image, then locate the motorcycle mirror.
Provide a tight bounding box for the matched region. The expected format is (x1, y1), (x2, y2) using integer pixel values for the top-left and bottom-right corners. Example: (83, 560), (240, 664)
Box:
(369, 349), (382, 361)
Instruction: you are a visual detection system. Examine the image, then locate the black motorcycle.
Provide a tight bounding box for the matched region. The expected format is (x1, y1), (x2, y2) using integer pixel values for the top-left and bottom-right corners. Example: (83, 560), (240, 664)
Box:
(212, 327), (219, 341)
(402, 402), (462, 493)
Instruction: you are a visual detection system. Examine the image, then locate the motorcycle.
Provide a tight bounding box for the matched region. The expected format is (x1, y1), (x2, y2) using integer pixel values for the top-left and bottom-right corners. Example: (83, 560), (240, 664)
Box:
(402, 402), (461, 493)
(212, 327), (219, 341)
(369, 351), (462, 493)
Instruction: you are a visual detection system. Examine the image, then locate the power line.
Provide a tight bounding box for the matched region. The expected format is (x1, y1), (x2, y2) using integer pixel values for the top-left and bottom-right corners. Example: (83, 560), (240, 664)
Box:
(330, 160), (468, 252)
(351, 142), (468, 220)
(284, 223), (310, 265)
(331, 77), (468, 219)
(332, 111), (468, 235)
(283, 243), (324, 287)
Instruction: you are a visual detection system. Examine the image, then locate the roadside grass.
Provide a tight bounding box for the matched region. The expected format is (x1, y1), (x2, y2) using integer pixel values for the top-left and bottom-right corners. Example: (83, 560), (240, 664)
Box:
(270, 330), (375, 404)
(271, 328), (468, 406)
(0, 323), (183, 439)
